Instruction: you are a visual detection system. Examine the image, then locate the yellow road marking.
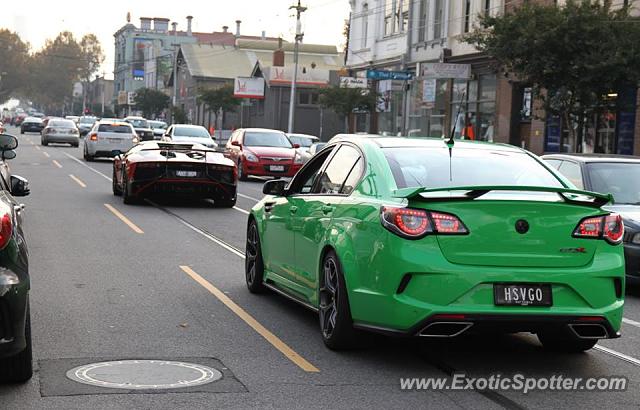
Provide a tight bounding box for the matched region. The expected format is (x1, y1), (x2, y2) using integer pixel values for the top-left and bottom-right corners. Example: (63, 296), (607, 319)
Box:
(69, 174), (87, 188)
(42, 151), (50, 158)
(35, 146), (41, 151)
(104, 204), (144, 234)
(180, 265), (320, 373)
(52, 160), (62, 168)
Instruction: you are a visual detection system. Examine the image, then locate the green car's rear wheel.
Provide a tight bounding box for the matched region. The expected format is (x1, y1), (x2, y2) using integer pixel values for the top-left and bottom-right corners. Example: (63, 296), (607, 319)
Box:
(537, 330), (598, 353)
(319, 250), (359, 350)
(245, 220), (265, 293)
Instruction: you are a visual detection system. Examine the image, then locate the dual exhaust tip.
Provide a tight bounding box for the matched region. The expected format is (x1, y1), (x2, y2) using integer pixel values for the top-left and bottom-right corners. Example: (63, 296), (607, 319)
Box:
(418, 321), (609, 339)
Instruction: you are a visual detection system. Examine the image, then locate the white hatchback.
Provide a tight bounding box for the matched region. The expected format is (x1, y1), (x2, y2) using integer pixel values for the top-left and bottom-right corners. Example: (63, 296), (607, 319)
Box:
(84, 121), (139, 161)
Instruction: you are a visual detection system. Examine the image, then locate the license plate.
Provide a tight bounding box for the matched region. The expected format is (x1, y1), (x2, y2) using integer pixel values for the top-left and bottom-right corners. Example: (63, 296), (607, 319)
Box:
(176, 170), (197, 177)
(494, 284), (552, 307)
(107, 138), (121, 143)
(270, 165), (285, 172)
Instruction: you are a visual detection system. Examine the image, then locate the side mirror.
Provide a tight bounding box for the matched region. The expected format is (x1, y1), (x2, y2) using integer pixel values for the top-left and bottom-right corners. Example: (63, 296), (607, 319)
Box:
(11, 175), (29, 197)
(231, 141), (241, 147)
(263, 179), (286, 196)
(2, 150), (16, 160)
(0, 134), (18, 151)
(292, 143), (301, 149)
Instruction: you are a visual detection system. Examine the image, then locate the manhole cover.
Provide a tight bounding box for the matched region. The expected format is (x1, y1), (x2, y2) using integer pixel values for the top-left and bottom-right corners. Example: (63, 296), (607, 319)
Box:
(66, 360), (222, 390)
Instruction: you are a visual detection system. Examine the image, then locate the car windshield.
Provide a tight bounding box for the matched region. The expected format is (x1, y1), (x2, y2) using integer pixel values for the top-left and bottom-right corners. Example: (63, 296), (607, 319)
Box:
(288, 135), (316, 147)
(79, 117), (96, 124)
(173, 126), (210, 138)
(244, 131), (292, 148)
(49, 120), (75, 128)
(587, 162), (640, 205)
(98, 124), (132, 134)
(383, 147), (564, 189)
(24, 117), (41, 123)
(149, 121), (167, 130)
(128, 119), (148, 128)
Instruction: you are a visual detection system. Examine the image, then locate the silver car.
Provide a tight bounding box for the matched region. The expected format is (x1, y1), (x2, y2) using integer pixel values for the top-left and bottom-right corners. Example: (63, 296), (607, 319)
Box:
(41, 119), (80, 147)
(84, 121), (139, 161)
(161, 124), (218, 150)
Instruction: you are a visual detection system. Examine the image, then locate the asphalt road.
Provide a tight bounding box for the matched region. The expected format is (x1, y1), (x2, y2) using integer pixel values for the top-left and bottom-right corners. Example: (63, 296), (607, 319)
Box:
(1, 125), (640, 409)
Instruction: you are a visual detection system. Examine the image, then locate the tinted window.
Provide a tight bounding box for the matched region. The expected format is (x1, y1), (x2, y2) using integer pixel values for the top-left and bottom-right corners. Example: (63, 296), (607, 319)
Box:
(173, 126), (210, 138)
(587, 162), (640, 205)
(557, 161), (583, 189)
(316, 145), (361, 194)
(341, 158), (364, 195)
(544, 159), (562, 169)
(149, 121), (167, 129)
(98, 124), (134, 134)
(383, 147), (563, 189)
(79, 117), (97, 124)
(290, 149), (334, 194)
(244, 131), (292, 148)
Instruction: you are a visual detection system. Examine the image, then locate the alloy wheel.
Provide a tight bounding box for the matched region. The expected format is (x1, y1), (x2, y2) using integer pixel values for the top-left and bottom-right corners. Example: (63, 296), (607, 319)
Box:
(245, 224), (259, 286)
(319, 256), (339, 339)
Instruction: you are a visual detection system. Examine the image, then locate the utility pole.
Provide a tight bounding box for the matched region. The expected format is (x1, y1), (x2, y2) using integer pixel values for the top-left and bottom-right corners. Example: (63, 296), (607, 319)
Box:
(287, 0), (306, 133)
(172, 43), (179, 124)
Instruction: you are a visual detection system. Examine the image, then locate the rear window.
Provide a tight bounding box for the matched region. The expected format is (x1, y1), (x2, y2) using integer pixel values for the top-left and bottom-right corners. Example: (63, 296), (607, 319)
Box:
(49, 120), (76, 128)
(98, 124), (133, 134)
(173, 126), (210, 138)
(127, 119), (149, 128)
(383, 147), (564, 189)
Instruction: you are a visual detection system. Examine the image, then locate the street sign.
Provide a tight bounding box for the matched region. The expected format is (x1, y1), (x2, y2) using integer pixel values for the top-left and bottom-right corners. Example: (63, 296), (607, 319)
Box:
(366, 70), (413, 81)
(234, 77), (265, 99)
(421, 63), (471, 79)
(340, 77), (369, 89)
(127, 92), (136, 106)
(422, 78), (437, 109)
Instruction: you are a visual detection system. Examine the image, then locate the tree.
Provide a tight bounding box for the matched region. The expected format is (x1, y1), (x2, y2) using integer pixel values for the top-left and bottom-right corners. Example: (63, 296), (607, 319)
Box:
(198, 85), (240, 130)
(319, 86), (377, 132)
(464, 0), (640, 149)
(134, 88), (171, 119)
(0, 30), (31, 103)
(78, 34), (105, 112)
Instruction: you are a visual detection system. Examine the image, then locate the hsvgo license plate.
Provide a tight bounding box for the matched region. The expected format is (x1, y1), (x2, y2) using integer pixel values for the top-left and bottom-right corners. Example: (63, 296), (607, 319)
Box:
(494, 284), (552, 307)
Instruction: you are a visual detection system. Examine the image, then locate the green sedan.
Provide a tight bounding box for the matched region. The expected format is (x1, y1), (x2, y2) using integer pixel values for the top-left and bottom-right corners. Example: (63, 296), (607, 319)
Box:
(245, 137), (625, 351)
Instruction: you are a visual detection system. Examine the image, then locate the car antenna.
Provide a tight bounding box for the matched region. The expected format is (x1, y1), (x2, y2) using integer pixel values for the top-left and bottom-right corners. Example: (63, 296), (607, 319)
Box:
(447, 90), (466, 181)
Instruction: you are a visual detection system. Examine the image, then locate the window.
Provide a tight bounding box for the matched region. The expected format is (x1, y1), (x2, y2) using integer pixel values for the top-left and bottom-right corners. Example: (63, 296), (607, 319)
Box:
(244, 131), (292, 148)
(544, 159), (562, 170)
(464, 0), (471, 33)
(433, 0), (445, 39)
(289, 149), (334, 194)
(342, 158), (364, 195)
(587, 162), (640, 205)
(558, 161), (584, 189)
(362, 4), (369, 48)
(317, 145), (361, 194)
(484, 0), (491, 16)
(299, 91), (319, 106)
(384, 0), (408, 36)
(450, 74), (497, 142)
(418, 0), (429, 42)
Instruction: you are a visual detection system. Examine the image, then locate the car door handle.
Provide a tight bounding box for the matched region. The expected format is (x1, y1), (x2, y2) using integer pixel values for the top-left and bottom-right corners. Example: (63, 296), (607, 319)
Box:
(321, 204), (334, 214)
(264, 202), (275, 213)
(290, 206), (298, 214)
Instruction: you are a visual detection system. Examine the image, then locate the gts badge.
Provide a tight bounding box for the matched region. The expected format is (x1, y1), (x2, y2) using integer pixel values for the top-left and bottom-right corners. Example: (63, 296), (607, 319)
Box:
(559, 247), (587, 254)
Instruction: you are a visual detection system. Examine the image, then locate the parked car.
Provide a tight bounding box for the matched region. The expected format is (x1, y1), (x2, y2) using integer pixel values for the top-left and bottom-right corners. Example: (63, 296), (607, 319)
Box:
(162, 124), (217, 149)
(308, 142), (327, 157)
(225, 128), (303, 181)
(84, 120), (139, 161)
(41, 119), (80, 147)
(112, 140), (237, 207)
(246, 136), (625, 352)
(76, 116), (98, 136)
(543, 153), (640, 281)
(0, 133), (32, 382)
(123, 116), (154, 141)
(149, 120), (168, 139)
(287, 133), (320, 164)
(20, 117), (44, 134)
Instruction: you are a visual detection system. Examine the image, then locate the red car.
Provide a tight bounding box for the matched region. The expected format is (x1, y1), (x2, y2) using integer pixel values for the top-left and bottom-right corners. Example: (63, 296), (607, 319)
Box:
(112, 141), (238, 207)
(224, 128), (303, 181)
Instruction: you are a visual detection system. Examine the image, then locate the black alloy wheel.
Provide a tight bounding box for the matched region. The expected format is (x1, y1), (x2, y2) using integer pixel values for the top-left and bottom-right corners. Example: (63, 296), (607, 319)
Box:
(245, 220), (265, 293)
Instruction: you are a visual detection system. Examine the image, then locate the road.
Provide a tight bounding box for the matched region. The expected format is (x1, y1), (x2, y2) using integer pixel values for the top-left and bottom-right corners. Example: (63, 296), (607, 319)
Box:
(1, 124), (639, 409)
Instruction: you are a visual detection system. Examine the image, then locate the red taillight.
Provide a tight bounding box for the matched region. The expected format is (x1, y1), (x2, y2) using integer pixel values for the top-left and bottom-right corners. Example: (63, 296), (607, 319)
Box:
(0, 214), (13, 250)
(126, 162), (137, 179)
(89, 133), (98, 141)
(573, 214), (623, 244)
(380, 207), (468, 239)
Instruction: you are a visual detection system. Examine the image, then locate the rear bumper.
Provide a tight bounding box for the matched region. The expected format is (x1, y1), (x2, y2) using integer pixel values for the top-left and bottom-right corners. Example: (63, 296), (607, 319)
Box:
(130, 178), (236, 200)
(86, 141), (134, 157)
(45, 134), (79, 144)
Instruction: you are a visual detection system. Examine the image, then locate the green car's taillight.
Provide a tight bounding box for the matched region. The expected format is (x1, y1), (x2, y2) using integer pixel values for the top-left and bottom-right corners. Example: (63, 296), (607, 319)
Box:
(380, 207), (469, 239)
(573, 214), (624, 244)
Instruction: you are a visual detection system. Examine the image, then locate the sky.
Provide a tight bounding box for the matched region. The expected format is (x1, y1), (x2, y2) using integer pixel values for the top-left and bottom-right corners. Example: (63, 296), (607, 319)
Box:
(0, 0), (350, 80)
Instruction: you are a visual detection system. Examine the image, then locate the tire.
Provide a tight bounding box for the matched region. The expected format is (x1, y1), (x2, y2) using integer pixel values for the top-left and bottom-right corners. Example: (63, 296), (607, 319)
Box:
(112, 167), (122, 196)
(122, 178), (138, 205)
(0, 302), (33, 383)
(41, 138), (48, 146)
(214, 197), (237, 208)
(245, 219), (266, 293)
(72, 142), (79, 148)
(238, 160), (248, 181)
(20, 129), (24, 135)
(538, 331), (598, 353)
(319, 250), (360, 350)
(83, 145), (94, 162)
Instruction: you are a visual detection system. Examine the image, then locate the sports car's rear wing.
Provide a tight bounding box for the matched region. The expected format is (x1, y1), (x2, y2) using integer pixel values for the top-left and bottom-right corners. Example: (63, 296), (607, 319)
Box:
(392, 185), (613, 208)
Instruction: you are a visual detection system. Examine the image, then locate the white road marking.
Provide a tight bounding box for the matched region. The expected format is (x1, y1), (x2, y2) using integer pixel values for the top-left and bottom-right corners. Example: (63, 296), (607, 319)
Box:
(52, 160), (62, 168)
(42, 151), (50, 158)
(594, 345), (640, 367)
(35, 146), (41, 151)
(233, 206), (250, 215)
(623, 317), (640, 329)
(237, 192), (260, 202)
(62, 152), (112, 181)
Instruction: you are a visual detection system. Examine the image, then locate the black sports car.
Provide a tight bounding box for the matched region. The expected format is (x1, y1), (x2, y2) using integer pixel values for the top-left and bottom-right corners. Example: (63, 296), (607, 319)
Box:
(0, 133), (32, 383)
(112, 141), (238, 207)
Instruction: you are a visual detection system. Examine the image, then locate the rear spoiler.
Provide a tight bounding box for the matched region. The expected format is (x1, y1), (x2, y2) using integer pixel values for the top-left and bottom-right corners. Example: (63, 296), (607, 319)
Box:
(392, 185), (613, 208)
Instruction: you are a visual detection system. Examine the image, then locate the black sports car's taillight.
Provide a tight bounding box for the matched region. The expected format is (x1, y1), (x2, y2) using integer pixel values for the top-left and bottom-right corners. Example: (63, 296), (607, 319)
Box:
(207, 165), (235, 184)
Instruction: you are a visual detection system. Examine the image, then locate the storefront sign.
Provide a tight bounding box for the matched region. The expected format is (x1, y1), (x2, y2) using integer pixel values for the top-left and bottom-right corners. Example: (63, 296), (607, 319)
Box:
(421, 63), (471, 79)
(340, 77), (368, 89)
(117, 91), (128, 106)
(366, 70), (413, 81)
(264, 67), (330, 86)
(422, 79), (437, 108)
(234, 77), (265, 99)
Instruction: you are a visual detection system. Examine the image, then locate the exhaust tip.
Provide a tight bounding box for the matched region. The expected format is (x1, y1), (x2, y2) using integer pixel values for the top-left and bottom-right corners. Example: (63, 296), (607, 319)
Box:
(418, 322), (473, 338)
(569, 323), (609, 339)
